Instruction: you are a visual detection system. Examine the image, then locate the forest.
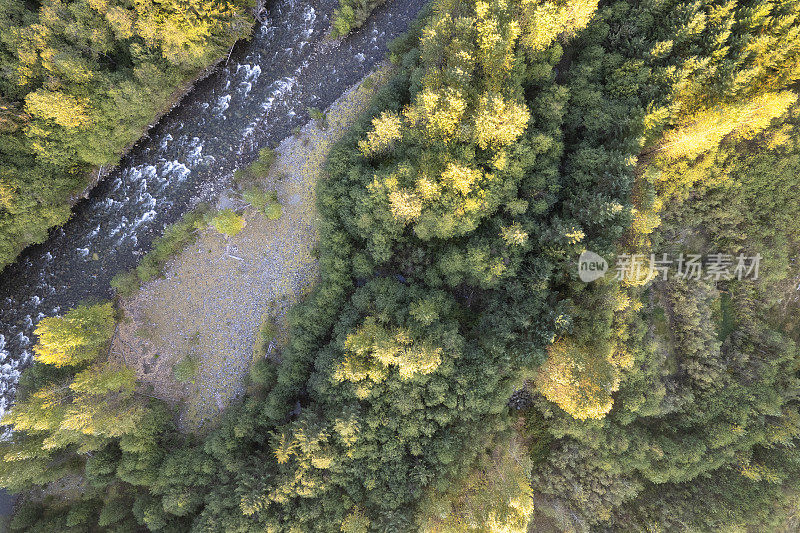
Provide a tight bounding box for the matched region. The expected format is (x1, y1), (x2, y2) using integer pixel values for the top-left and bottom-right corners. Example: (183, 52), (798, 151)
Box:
(1, 0), (800, 531)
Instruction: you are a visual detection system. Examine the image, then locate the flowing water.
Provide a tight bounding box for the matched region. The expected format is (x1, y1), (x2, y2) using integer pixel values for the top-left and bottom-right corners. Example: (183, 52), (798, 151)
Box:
(0, 0), (427, 418)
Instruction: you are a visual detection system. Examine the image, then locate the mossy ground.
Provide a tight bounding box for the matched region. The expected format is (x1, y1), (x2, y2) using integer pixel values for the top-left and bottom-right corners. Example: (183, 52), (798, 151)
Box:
(111, 64), (394, 431)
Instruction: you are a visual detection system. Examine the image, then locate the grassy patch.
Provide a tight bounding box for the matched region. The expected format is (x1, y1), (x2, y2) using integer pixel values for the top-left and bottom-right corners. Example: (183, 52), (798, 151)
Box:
(250, 311), (280, 395)
(360, 74), (376, 92)
(173, 355), (199, 384)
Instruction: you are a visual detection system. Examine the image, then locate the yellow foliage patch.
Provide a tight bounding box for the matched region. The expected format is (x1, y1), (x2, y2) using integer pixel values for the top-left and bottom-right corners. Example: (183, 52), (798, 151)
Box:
(535, 337), (619, 420)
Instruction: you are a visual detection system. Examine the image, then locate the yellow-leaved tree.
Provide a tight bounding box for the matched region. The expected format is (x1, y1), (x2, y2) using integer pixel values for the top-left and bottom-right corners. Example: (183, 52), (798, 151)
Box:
(33, 302), (116, 367)
(519, 0), (599, 52)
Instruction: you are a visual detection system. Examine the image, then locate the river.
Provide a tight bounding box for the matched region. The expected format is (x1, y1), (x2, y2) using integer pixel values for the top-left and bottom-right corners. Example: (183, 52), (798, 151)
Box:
(0, 0), (427, 422)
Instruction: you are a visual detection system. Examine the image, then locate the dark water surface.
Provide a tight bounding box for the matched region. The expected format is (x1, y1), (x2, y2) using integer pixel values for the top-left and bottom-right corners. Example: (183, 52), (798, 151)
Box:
(0, 0), (426, 422)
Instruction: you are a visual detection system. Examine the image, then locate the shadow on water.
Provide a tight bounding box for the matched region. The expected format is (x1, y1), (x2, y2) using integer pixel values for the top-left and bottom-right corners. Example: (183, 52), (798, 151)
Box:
(0, 0), (427, 417)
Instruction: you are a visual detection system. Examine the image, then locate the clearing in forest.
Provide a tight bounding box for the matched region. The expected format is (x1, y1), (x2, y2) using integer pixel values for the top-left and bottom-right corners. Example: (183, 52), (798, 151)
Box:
(111, 65), (393, 430)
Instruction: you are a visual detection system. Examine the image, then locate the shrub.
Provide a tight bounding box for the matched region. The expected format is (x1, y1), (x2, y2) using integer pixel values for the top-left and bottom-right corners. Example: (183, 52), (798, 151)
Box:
(232, 167), (248, 184)
(253, 318), (278, 359)
(264, 201), (283, 220)
(212, 209), (245, 237)
(136, 257), (162, 283)
(244, 188), (282, 220)
(234, 147), (277, 187)
(243, 187), (268, 211)
(257, 147), (276, 167)
(308, 107), (328, 130)
(329, 0), (389, 39)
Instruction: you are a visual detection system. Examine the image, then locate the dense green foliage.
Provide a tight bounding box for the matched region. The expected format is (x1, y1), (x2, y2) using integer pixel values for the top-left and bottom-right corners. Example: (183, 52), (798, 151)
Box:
(528, 116), (800, 532)
(3, 0), (800, 531)
(520, 0), (800, 530)
(0, 0), (252, 271)
(173, 355), (199, 384)
(0, 303), (166, 502)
